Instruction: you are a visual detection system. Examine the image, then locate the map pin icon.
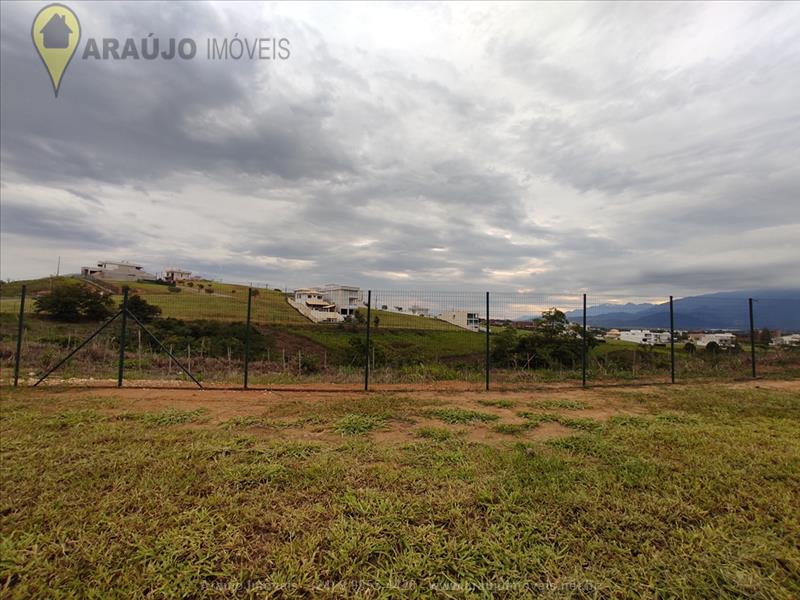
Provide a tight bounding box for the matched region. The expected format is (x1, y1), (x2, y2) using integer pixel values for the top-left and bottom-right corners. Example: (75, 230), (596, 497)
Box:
(31, 3), (81, 97)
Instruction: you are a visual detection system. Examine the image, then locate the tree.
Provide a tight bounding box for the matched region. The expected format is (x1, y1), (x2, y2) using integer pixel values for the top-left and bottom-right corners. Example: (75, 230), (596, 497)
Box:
(374, 315), (380, 329)
(758, 328), (772, 347)
(491, 327), (519, 366)
(34, 284), (113, 322)
(538, 307), (571, 336)
(126, 294), (162, 323)
(490, 308), (597, 370)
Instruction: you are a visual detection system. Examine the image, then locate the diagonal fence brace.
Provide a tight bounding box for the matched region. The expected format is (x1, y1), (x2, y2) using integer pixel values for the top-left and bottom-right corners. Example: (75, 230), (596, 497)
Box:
(33, 310), (123, 386)
(125, 310), (203, 389)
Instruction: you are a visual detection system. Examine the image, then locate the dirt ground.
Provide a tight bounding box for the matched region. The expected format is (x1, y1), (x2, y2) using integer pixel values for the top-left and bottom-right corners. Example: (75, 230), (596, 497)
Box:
(7, 378), (797, 446)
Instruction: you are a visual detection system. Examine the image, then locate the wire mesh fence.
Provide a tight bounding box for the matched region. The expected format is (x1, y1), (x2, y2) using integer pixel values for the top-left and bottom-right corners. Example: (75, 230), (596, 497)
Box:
(1, 279), (799, 389)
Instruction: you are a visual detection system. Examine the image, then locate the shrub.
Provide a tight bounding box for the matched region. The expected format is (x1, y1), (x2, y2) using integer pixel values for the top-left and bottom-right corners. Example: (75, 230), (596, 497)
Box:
(146, 318), (272, 359)
(126, 294), (162, 323)
(34, 284), (113, 322)
(204, 287), (214, 294)
(167, 286), (181, 293)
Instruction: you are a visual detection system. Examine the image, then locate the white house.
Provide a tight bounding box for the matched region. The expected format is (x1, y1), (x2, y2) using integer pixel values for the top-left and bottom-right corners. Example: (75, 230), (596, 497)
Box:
(81, 260), (156, 282)
(438, 310), (481, 332)
(289, 288), (342, 323)
(163, 268), (193, 283)
(320, 284), (363, 316)
(619, 329), (673, 345)
(771, 334), (800, 347)
(688, 332), (738, 348)
(409, 304), (430, 317)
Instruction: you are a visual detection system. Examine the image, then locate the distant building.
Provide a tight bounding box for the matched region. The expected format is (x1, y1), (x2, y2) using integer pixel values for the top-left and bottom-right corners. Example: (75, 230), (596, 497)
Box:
(688, 332), (738, 348)
(409, 305), (430, 317)
(81, 260), (156, 282)
(289, 288), (342, 323)
(619, 329), (672, 345)
(163, 268), (193, 283)
(771, 334), (800, 347)
(320, 284), (363, 316)
(605, 328), (621, 340)
(439, 310), (481, 332)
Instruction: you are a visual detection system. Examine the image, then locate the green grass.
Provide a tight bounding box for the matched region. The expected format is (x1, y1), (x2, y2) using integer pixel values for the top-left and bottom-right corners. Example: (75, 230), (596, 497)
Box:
(530, 399), (590, 410)
(426, 408), (500, 424)
(477, 399), (516, 408)
(1, 384), (799, 596)
(516, 411), (560, 425)
(492, 423), (529, 435)
(117, 408), (209, 426)
(415, 426), (459, 441)
(333, 413), (385, 435)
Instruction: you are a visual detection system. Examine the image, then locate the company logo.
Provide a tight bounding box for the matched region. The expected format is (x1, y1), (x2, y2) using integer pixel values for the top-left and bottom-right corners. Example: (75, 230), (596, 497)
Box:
(31, 3), (81, 97)
(31, 2), (290, 98)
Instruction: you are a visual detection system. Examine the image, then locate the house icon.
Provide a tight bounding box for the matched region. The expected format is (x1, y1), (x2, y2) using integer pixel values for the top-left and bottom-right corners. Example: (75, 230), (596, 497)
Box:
(40, 13), (72, 49)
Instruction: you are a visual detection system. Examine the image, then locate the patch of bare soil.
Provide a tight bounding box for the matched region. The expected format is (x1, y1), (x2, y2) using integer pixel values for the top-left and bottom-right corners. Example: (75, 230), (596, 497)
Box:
(11, 379), (799, 446)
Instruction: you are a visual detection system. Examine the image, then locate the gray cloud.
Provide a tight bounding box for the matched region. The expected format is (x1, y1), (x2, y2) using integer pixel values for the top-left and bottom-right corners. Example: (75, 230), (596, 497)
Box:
(1, 1), (799, 298)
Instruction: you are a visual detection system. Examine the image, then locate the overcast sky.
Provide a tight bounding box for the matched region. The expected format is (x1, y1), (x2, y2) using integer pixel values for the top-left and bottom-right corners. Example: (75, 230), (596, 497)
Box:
(1, 1), (799, 298)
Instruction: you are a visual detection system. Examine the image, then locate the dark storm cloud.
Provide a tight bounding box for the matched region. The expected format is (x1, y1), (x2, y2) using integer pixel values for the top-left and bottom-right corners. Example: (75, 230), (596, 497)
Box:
(0, 201), (132, 248)
(0, 2), (355, 186)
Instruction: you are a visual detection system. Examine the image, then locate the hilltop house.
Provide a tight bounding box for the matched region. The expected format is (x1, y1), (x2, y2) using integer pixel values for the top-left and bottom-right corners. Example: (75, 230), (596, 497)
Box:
(320, 284), (363, 317)
(439, 310), (481, 332)
(81, 260), (156, 282)
(163, 268), (193, 284)
(289, 288), (342, 323)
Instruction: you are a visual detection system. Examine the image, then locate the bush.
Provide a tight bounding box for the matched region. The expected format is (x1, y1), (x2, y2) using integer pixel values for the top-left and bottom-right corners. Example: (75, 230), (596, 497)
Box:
(34, 284), (113, 322)
(491, 308), (597, 369)
(299, 354), (321, 374)
(204, 287), (214, 294)
(126, 294), (162, 324)
(167, 286), (181, 293)
(145, 318), (272, 359)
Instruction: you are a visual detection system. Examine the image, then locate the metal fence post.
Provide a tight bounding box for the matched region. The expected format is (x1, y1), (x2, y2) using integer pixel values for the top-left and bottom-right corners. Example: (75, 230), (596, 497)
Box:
(582, 293), (587, 388)
(364, 290), (372, 391)
(13, 285), (26, 387)
(485, 291), (490, 391)
(749, 297), (756, 378)
(244, 287), (253, 389)
(117, 287), (129, 387)
(670, 295), (675, 384)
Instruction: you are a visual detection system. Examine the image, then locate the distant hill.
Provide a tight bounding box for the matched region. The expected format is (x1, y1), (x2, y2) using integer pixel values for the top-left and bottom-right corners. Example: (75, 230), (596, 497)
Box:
(565, 289), (800, 331)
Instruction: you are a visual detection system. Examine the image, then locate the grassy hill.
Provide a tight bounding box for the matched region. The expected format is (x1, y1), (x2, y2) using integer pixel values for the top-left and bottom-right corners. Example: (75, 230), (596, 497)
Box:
(1, 277), (475, 333)
(0, 278), (308, 324)
(357, 307), (464, 331)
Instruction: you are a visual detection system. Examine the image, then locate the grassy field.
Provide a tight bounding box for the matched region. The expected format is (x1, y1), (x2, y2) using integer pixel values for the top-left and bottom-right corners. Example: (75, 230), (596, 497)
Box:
(1, 277), (464, 331)
(1, 382), (798, 597)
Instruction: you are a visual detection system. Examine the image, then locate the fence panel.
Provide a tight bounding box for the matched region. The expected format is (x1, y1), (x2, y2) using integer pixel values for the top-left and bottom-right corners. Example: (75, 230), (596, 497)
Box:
(752, 296), (800, 379)
(487, 292), (585, 387)
(2, 280), (797, 388)
(584, 294), (672, 384)
(360, 290), (486, 387)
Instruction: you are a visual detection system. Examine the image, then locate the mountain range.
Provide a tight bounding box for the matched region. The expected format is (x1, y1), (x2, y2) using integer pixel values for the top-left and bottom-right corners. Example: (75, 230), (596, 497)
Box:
(562, 289), (800, 331)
